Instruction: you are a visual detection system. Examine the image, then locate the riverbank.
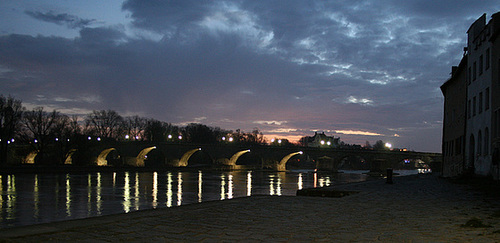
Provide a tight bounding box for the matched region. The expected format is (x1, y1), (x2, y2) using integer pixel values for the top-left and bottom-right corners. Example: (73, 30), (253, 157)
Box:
(1, 173), (499, 242)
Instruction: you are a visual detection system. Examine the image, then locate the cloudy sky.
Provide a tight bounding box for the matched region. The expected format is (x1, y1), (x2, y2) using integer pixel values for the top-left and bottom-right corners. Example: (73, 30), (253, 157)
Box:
(1, 1), (499, 152)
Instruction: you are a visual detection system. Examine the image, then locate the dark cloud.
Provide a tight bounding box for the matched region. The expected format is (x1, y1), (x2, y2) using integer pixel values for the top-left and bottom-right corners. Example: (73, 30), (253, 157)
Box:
(2, 1), (500, 152)
(25, 10), (95, 29)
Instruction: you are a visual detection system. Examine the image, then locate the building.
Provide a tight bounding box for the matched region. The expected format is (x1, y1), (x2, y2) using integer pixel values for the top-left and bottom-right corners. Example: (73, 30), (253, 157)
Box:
(440, 57), (467, 177)
(300, 132), (340, 148)
(442, 12), (500, 178)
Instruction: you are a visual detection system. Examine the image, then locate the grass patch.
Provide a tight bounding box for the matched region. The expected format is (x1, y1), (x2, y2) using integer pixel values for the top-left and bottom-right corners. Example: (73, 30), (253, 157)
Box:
(461, 218), (491, 228)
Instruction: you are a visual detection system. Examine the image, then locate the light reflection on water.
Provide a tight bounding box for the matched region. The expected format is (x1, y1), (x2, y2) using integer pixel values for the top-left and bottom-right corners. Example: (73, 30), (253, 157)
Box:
(0, 169), (423, 228)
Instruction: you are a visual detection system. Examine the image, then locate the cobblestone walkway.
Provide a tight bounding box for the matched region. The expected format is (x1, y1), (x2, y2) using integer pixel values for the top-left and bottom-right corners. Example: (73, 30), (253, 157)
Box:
(1, 174), (500, 242)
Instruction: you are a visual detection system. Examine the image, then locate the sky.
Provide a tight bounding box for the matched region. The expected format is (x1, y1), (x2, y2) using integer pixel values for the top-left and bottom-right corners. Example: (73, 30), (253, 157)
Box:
(1, 1), (499, 153)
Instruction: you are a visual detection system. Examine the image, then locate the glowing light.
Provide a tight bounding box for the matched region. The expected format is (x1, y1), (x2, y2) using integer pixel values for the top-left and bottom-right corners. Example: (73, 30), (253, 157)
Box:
(222, 136), (226, 141)
(34, 139), (38, 143)
(135, 136), (139, 140)
(123, 172), (131, 213)
(327, 141), (331, 146)
(385, 143), (392, 149)
(178, 135), (183, 140)
(247, 171), (252, 196)
(125, 135), (130, 139)
(271, 138), (275, 142)
(228, 137), (233, 142)
(278, 139), (282, 144)
(88, 136), (91, 140)
(97, 137), (101, 141)
(228, 174), (233, 199)
(177, 172), (182, 206)
(320, 140), (325, 145)
(298, 173), (303, 190)
(198, 171), (203, 203)
(152, 172), (158, 208)
(168, 134), (172, 139)
(65, 174), (71, 216)
(166, 172), (173, 207)
(220, 174), (226, 200)
(55, 138), (59, 141)
(299, 151), (303, 154)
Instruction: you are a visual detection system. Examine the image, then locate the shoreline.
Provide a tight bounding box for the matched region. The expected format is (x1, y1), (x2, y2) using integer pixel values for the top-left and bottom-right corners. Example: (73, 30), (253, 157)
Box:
(0, 173), (499, 241)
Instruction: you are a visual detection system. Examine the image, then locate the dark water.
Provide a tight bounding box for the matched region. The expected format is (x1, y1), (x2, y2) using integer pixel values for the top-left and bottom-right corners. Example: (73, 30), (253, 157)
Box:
(0, 169), (422, 228)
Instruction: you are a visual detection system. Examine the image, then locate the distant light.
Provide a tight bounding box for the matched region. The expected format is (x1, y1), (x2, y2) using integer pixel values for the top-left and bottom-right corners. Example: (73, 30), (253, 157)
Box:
(34, 139), (38, 143)
(135, 136), (139, 140)
(168, 134), (172, 139)
(299, 151), (303, 154)
(271, 138), (275, 143)
(222, 136), (226, 141)
(11, 139), (14, 142)
(97, 137), (101, 141)
(178, 135), (182, 140)
(88, 136), (91, 140)
(320, 140), (325, 145)
(385, 143), (392, 148)
(153, 146), (157, 149)
(67, 139), (70, 142)
(247, 149), (251, 152)
(199, 148), (202, 150)
(125, 135), (130, 139)
(55, 138), (59, 142)
(278, 139), (282, 144)
(229, 137), (234, 142)
(326, 141), (331, 146)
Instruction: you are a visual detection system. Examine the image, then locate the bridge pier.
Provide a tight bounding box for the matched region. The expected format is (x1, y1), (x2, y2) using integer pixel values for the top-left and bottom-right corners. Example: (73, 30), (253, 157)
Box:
(315, 156), (338, 172)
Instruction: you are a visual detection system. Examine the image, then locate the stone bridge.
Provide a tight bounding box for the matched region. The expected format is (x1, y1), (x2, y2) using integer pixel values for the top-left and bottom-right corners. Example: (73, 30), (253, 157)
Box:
(18, 141), (440, 172)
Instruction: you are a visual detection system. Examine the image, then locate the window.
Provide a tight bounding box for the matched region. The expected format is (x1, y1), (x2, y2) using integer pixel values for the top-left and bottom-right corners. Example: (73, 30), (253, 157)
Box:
(485, 127), (489, 155)
(486, 88), (490, 110)
(473, 62), (477, 81)
(478, 130), (482, 156)
(468, 67), (472, 85)
(473, 96), (477, 116)
(468, 100), (471, 119)
(479, 55), (483, 75)
(486, 48), (490, 70)
(479, 92), (483, 114)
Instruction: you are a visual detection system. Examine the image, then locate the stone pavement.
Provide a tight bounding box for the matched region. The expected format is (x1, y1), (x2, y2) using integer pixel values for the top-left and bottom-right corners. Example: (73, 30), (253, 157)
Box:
(1, 173), (500, 242)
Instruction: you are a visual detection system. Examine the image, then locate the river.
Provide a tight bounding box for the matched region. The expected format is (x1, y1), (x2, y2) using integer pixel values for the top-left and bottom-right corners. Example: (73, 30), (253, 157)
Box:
(0, 169), (425, 228)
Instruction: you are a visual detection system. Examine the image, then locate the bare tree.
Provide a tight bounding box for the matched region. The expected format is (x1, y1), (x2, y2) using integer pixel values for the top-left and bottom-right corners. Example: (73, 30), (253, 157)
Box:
(124, 115), (147, 140)
(0, 95), (24, 165)
(22, 107), (62, 163)
(85, 110), (123, 140)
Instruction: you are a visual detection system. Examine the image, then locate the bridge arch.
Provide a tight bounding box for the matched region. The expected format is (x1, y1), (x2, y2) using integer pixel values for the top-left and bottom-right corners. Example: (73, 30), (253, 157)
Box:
(64, 149), (77, 165)
(277, 151), (303, 171)
(179, 148), (202, 167)
(229, 150), (251, 165)
(97, 148), (118, 166)
(338, 155), (369, 170)
(24, 150), (38, 164)
(135, 146), (157, 167)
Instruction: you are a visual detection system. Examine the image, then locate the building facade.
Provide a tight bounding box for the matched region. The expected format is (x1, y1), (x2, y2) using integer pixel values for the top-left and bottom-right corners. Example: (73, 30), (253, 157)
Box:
(300, 132), (340, 148)
(441, 57), (467, 177)
(443, 12), (500, 178)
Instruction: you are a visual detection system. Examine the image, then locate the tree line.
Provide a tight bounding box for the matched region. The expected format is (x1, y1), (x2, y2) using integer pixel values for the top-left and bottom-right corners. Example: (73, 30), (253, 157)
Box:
(0, 95), (266, 165)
